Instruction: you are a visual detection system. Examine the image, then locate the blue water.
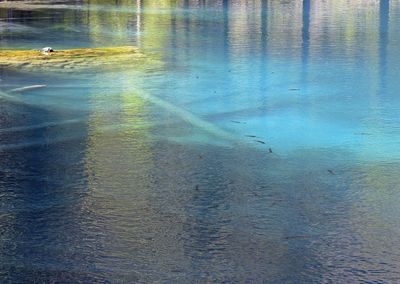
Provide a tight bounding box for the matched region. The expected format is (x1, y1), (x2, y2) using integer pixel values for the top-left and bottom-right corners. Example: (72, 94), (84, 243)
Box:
(1, 0), (400, 282)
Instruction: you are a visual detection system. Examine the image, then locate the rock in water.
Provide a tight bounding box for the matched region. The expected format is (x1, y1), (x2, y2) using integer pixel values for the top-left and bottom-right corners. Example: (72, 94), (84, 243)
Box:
(41, 47), (54, 53)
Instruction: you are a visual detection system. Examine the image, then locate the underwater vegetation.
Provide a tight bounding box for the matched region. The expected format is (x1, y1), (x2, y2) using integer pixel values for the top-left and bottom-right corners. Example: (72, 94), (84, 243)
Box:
(0, 46), (162, 74)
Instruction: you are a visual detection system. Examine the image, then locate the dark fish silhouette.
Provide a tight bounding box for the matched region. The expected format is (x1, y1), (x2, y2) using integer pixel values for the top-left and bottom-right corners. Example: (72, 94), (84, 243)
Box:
(327, 169), (335, 175)
(354, 132), (373, 136)
(245, 135), (257, 138)
(255, 140), (266, 144)
(269, 148), (273, 153)
(284, 235), (309, 240)
(289, 88), (300, 91)
(231, 120), (246, 124)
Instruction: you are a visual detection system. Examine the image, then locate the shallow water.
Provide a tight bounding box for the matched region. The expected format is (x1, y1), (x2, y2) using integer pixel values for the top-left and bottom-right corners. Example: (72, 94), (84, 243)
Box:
(1, 0), (400, 282)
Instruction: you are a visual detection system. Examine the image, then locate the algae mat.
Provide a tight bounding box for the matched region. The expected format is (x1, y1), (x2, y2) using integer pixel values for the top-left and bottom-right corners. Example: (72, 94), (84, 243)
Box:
(0, 46), (161, 73)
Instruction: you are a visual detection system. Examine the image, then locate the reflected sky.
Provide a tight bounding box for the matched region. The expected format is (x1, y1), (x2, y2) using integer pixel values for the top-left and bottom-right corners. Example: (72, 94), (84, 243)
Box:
(1, 0), (400, 282)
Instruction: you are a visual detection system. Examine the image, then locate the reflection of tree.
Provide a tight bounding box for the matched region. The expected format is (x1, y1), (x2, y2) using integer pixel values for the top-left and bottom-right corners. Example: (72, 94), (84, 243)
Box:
(351, 0), (395, 233)
(379, 0), (389, 86)
(0, 98), (99, 281)
(310, 0), (384, 59)
(82, 74), (178, 278)
(82, 0), (136, 45)
(138, 0), (174, 50)
(0, 110), (19, 276)
(354, 0), (391, 161)
(302, 0), (310, 66)
(84, 75), (154, 200)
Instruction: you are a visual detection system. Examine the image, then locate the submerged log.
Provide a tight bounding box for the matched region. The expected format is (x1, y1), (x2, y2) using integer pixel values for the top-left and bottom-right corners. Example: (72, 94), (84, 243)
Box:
(9, 85), (47, 93)
(0, 46), (161, 74)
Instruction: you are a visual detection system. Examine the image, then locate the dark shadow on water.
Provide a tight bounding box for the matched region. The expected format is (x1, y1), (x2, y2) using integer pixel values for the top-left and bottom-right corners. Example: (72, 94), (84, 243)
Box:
(0, 81), (111, 282)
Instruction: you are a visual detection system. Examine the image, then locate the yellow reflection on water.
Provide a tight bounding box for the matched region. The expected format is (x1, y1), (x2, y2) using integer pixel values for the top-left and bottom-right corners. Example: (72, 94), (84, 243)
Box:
(84, 81), (154, 198)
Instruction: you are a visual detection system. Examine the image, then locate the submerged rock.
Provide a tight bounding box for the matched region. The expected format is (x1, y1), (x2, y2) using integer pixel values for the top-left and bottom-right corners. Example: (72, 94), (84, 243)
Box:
(0, 46), (161, 74)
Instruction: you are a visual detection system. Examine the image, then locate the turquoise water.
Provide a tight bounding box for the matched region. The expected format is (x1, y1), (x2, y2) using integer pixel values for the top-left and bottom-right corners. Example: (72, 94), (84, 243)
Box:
(1, 0), (400, 282)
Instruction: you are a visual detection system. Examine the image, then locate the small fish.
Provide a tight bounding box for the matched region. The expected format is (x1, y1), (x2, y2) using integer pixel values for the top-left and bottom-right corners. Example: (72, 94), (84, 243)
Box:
(231, 120), (246, 124)
(268, 148), (273, 153)
(245, 135), (257, 138)
(354, 132), (373, 136)
(195, 185), (199, 191)
(327, 169), (335, 175)
(270, 200), (282, 207)
(255, 140), (266, 144)
(284, 235), (309, 240)
(289, 88), (300, 91)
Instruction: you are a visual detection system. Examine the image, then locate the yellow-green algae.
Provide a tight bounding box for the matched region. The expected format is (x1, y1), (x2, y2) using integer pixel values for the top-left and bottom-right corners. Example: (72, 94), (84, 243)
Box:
(0, 46), (161, 73)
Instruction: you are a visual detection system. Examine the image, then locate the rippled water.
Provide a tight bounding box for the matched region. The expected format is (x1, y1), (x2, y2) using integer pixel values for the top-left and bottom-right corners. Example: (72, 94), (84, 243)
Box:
(1, 0), (400, 282)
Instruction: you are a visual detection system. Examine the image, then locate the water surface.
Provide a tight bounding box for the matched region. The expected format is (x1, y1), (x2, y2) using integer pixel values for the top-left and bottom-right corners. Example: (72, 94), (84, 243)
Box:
(1, 0), (400, 282)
